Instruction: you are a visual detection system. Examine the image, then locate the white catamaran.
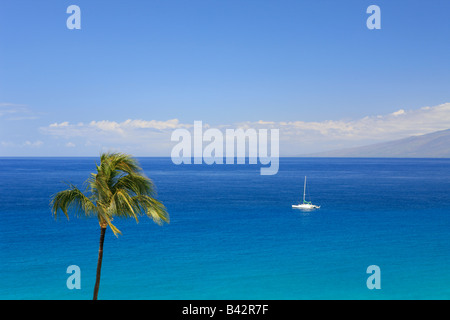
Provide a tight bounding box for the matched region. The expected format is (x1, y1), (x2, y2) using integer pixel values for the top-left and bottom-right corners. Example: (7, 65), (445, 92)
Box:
(292, 176), (320, 210)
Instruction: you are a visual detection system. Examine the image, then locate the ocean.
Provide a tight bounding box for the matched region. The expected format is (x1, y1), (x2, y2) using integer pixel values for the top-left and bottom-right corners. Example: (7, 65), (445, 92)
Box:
(1, 157), (449, 300)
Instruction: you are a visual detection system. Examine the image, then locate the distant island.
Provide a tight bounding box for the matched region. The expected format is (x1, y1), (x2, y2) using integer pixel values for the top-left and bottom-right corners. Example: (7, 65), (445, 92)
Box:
(302, 129), (450, 158)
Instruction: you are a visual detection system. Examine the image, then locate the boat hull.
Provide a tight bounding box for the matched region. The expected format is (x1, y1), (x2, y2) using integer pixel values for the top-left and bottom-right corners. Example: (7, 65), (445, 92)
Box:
(292, 204), (320, 210)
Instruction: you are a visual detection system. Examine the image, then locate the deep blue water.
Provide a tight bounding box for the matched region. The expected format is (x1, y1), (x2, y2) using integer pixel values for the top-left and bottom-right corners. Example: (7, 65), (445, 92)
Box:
(1, 157), (450, 300)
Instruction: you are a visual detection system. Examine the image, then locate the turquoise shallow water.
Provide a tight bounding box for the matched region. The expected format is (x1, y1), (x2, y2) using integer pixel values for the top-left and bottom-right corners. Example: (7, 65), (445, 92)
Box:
(1, 157), (450, 299)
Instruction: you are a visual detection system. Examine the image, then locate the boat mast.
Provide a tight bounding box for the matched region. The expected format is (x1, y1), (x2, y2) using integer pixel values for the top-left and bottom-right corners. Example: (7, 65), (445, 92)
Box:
(303, 176), (306, 203)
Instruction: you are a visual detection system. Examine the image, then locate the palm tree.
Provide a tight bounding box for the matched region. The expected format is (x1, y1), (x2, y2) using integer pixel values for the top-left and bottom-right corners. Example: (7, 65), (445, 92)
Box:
(51, 152), (169, 300)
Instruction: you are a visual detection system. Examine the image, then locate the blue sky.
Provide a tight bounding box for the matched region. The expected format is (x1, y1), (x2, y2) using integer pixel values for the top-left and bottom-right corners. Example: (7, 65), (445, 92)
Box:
(1, 0), (449, 156)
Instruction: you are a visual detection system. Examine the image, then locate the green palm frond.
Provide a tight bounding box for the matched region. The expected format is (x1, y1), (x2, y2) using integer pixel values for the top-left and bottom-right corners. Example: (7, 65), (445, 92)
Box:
(96, 204), (122, 236)
(109, 189), (138, 220)
(50, 152), (169, 237)
(131, 194), (170, 226)
(99, 152), (142, 175)
(113, 173), (154, 197)
(51, 185), (96, 219)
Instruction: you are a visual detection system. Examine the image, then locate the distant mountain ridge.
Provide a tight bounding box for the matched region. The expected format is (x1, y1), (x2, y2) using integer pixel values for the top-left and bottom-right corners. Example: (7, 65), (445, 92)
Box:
(304, 129), (450, 158)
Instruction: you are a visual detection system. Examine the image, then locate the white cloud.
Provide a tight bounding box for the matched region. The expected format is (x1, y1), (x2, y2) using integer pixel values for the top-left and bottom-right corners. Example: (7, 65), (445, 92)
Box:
(121, 119), (189, 130)
(391, 109), (406, 116)
(234, 102), (450, 153)
(45, 119), (190, 136)
(89, 120), (125, 135)
(241, 102), (450, 141)
(0, 102), (41, 121)
(50, 121), (69, 127)
(24, 140), (43, 147)
(40, 102), (450, 155)
(0, 103), (28, 117)
(40, 118), (192, 155)
(1, 141), (14, 147)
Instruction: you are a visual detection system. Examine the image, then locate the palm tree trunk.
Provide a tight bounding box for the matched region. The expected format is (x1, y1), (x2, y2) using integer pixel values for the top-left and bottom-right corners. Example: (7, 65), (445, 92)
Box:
(93, 227), (106, 300)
